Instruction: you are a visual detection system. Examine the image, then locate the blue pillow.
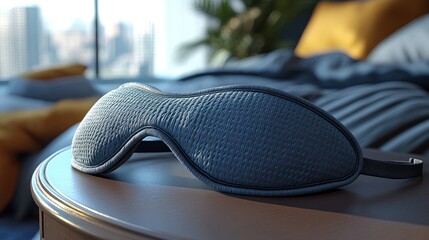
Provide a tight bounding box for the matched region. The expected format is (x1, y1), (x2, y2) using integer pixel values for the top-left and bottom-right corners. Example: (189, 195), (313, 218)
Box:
(8, 75), (101, 102)
(368, 14), (429, 65)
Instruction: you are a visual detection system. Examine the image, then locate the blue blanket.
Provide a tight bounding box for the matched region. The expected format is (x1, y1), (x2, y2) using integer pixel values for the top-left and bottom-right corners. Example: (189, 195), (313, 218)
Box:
(179, 50), (429, 90)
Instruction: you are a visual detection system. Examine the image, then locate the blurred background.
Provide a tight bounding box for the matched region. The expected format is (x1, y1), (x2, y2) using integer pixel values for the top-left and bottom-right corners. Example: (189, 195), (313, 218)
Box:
(0, 0), (316, 80)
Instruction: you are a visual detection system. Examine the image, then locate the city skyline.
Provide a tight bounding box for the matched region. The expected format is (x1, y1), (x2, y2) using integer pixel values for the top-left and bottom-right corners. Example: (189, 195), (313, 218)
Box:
(0, 1), (208, 79)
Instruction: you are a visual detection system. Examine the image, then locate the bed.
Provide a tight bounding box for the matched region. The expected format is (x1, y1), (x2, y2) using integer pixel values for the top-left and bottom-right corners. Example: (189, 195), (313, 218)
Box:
(1, 1), (429, 239)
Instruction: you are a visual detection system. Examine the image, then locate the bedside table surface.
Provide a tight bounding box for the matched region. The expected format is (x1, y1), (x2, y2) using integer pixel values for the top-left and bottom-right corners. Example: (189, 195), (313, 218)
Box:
(32, 147), (429, 240)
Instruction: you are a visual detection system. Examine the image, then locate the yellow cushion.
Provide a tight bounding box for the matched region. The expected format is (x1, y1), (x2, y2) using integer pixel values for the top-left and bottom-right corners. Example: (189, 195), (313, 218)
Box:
(295, 0), (429, 59)
(0, 97), (98, 212)
(20, 63), (87, 80)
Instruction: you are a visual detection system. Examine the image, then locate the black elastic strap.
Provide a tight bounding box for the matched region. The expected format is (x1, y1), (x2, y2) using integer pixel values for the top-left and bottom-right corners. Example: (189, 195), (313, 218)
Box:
(361, 157), (423, 179)
(135, 140), (424, 179)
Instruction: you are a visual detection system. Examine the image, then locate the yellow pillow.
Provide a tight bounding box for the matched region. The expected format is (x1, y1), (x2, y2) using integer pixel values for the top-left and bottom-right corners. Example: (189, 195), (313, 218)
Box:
(295, 0), (429, 59)
(0, 97), (98, 213)
(20, 63), (87, 80)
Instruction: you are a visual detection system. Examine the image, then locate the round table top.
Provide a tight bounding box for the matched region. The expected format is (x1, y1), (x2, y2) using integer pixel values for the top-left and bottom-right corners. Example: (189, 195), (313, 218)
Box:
(32, 147), (429, 240)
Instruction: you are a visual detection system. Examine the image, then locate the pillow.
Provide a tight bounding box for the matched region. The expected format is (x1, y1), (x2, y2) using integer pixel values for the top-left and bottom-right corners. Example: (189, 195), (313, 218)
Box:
(295, 0), (429, 59)
(0, 98), (98, 213)
(8, 75), (101, 102)
(19, 63), (87, 80)
(368, 14), (429, 64)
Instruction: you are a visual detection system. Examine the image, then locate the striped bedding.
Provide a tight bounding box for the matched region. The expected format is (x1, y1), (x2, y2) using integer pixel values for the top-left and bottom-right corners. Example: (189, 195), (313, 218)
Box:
(313, 81), (429, 155)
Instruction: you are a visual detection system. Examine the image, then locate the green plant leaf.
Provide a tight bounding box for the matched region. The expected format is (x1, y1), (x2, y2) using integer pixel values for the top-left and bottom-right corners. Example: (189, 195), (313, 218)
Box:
(179, 0), (319, 63)
(193, 0), (237, 26)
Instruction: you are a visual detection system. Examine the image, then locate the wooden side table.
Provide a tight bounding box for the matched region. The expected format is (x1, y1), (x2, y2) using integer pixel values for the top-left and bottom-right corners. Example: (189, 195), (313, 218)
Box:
(32, 147), (429, 239)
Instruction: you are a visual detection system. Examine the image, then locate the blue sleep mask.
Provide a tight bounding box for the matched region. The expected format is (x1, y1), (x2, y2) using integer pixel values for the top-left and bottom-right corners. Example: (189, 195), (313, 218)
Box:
(71, 83), (422, 196)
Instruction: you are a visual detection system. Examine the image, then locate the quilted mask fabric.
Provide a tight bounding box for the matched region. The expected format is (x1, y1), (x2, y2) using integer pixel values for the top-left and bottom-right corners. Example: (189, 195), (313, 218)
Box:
(71, 83), (421, 196)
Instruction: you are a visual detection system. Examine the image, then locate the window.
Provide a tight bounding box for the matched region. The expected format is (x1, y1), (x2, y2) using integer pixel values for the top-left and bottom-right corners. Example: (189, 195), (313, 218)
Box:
(98, 0), (208, 79)
(0, 0), (208, 80)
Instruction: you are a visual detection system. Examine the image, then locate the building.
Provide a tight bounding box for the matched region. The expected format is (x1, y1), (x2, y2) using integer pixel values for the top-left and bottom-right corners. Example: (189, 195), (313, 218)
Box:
(134, 21), (155, 76)
(107, 22), (132, 63)
(0, 6), (42, 77)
